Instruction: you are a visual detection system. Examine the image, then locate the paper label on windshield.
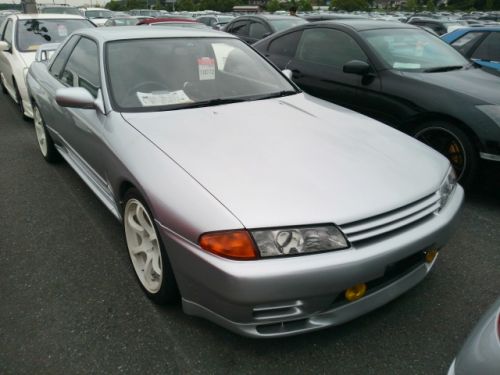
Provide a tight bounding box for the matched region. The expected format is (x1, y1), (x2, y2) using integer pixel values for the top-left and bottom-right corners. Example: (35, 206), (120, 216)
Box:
(393, 62), (421, 69)
(136, 90), (192, 107)
(57, 24), (68, 37)
(198, 57), (215, 81)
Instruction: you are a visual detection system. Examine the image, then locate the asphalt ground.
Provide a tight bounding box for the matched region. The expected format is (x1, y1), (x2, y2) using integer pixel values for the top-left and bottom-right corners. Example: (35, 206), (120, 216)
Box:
(0, 92), (499, 375)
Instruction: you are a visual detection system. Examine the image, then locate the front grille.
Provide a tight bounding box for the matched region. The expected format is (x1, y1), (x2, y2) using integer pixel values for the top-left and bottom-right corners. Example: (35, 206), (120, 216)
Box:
(340, 192), (440, 244)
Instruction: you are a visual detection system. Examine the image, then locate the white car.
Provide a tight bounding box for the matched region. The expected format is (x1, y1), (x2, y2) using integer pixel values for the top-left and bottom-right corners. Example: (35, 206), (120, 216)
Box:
(83, 8), (114, 27)
(0, 14), (94, 118)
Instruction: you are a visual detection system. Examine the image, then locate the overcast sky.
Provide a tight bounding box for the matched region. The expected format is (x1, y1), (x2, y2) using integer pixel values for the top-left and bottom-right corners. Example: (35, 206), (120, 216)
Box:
(0, 0), (111, 6)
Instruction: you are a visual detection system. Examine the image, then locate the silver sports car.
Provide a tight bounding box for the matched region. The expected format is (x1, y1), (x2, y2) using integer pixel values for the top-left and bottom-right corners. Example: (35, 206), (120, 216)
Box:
(27, 27), (464, 338)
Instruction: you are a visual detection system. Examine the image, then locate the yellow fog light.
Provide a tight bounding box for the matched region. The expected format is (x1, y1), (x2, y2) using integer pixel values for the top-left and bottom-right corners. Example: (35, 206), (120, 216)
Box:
(425, 249), (438, 263)
(345, 283), (367, 302)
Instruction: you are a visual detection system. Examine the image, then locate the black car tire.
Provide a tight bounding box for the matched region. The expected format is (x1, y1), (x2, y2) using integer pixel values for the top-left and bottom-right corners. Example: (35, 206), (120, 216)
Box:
(412, 121), (478, 188)
(14, 80), (29, 121)
(33, 104), (60, 163)
(123, 188), (179, 305)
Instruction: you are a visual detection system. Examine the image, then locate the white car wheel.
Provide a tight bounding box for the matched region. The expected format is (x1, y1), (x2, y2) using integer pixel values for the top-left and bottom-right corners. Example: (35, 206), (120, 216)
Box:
(34, 106), (48, 157)
(124, 198), (164, 294)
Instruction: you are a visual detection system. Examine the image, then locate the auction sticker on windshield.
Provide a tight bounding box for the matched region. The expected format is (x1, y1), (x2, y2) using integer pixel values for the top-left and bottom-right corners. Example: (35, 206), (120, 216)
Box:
(198, 57), (215, 80)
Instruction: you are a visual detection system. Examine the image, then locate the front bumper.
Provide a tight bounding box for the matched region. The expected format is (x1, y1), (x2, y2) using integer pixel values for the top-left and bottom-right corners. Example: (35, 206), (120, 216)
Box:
(158, 186), (464, 338)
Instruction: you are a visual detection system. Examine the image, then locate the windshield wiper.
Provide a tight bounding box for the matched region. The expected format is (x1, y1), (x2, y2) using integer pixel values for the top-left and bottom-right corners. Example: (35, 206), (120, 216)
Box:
(423, 65), (464, 73)
(253, 90), (298, 101)
(179, 97), (249, 109)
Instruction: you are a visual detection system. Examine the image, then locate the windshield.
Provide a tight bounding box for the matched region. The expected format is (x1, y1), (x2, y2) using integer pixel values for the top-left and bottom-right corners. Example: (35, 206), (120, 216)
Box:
(16, 19), (94, 52)
(106, 38), (297, 111)
(85, 10), (113, 18)
(362, 28), (468, 72)
(270, 17), (307, 31)
(40, 7), (81, 15)
(151, 22), (207, 29)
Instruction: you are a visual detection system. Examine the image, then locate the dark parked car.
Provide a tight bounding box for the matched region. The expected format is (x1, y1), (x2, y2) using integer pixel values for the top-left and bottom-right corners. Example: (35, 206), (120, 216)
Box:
(254, 20), (500, 186)
(224, 15), (306, 44)
(407, 17), (467, 36)
(441, 26), (500, 76)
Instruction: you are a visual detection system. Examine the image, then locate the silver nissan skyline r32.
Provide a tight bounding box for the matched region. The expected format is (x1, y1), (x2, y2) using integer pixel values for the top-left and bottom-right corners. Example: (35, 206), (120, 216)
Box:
(26, 27), (464, 338)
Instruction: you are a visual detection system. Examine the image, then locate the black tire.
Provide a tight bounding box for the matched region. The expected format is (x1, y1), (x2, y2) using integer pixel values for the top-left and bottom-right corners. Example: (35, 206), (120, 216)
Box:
(123, 188), (179, 305)
(13, 81), (29, 121)
(0, 73), (7, 94)
(412, 121), (478, 188)
(33, 104), (60, 163)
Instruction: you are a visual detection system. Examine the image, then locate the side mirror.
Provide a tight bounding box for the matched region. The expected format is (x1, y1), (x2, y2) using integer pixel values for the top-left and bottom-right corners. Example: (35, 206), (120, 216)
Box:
(0, 40), (11, 53)
(343, 60), (372, 76)
(56, 87), (96, 109)
(282, 69), (293, 80)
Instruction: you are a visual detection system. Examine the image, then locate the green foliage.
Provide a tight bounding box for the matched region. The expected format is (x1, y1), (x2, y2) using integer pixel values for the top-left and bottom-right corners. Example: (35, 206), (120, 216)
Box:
(176, 0), (196, 11)
(126, 0), (148, 9)
(105, 1), (125, 11)
(405, 0), (419, 11)
(266, 0), (282, 12)
(426, 0), (435, 11)
(299, 0), (314, 11)
(331, 0), (369, 11)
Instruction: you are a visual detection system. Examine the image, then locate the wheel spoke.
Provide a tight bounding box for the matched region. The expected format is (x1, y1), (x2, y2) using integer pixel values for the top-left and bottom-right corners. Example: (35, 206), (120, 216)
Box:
(130, 241), (152, 255)
(144, 253), (153, 283)
(135, 205), (155, 239)
(127, 211), (144, 233)
(151, 251), (162, 276)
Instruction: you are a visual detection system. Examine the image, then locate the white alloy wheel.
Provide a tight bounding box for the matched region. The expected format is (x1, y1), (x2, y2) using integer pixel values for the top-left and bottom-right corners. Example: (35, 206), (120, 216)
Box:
(34, 106), (48, 157)
(124, 198), (163, 294)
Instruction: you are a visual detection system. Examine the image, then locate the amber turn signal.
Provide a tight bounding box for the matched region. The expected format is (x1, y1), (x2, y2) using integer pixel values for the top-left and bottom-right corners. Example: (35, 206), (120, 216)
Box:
(345, 283), (367, 302)
(425, 249), (438, 263)
(199, 230), (258, 260)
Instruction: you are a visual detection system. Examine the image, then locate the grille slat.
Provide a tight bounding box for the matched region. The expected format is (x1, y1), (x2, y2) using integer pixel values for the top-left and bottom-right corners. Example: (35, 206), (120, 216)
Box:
(341, 192), (440, 243)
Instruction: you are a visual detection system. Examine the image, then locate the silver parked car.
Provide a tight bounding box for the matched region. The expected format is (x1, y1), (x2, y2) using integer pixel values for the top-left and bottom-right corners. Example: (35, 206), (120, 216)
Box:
(448, 297), (500, 375)
(27, 27), (463, 338)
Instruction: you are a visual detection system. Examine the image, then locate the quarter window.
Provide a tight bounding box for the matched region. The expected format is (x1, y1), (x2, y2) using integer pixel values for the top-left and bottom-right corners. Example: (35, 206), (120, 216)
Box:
(230, 20), (249, 37)
(471, 32), (500, 62)
(296, 28), (368, 68)
(451, 31), (484, 55)
(60, 37), (100, 97)
(268, 31), (302, 57)
(249, 22), (269, 39)
(49, 35), (79, 79)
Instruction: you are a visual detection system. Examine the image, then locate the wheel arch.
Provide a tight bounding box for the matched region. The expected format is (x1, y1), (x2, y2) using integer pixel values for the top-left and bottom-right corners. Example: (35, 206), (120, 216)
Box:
(405, 112), (483, 153)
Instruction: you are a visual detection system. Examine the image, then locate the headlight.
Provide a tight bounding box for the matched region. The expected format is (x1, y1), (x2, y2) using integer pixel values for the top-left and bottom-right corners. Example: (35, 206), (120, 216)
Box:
(438, 167), (457, 210)
(251, 225), (349, 258)
(476, 105), (500, 126)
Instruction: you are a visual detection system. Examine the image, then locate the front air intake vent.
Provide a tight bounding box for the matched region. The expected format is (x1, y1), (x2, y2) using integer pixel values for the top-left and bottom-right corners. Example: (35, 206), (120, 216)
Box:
(252, 301), (303, 320)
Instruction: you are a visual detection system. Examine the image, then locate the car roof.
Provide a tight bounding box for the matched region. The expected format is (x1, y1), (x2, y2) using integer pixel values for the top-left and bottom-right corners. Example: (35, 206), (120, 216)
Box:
(76, 26), (236, 42)
(138, 17), (196, 24)
(312, 19), (417, 31)
(11, 13), (86, 20)
(452, 25), (500, 31)
(234, 14), (300, 21)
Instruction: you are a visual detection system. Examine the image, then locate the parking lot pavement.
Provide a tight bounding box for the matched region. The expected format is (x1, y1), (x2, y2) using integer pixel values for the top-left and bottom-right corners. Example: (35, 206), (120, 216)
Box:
(0, 92), (499, 375)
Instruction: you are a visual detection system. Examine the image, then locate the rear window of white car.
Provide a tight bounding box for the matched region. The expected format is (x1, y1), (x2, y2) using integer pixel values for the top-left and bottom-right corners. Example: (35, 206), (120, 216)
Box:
(16, 19), (94, 52)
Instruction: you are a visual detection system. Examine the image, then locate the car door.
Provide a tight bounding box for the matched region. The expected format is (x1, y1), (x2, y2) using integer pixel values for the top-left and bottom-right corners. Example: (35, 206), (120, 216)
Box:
(43, 36), (111, 192)
(0, 19), (15, 96)
(286, 27), (379, 112)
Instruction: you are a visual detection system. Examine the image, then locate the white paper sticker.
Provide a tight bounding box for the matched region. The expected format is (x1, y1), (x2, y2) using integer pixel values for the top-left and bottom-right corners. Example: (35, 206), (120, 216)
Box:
(198, 57), (215, 81)
(393, 62), (421, 69)
(57, 24), (68, 37)
(136, 90), (192, 107)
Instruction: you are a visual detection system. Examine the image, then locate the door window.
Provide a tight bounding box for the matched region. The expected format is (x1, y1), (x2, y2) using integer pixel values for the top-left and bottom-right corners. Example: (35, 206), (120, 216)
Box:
(471, 32), (500, 62)
(295, 28), (368, 68)
(2, 19), (13, 45)
(60, 37), (100, 97)
(268, 31), (302, 57)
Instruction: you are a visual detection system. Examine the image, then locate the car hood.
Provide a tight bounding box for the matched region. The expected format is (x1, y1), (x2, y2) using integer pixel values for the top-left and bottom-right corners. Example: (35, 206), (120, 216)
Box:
(18, 51), (36, 68)
(402, 67), (500, 104)
(122, 94), (449, 228)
